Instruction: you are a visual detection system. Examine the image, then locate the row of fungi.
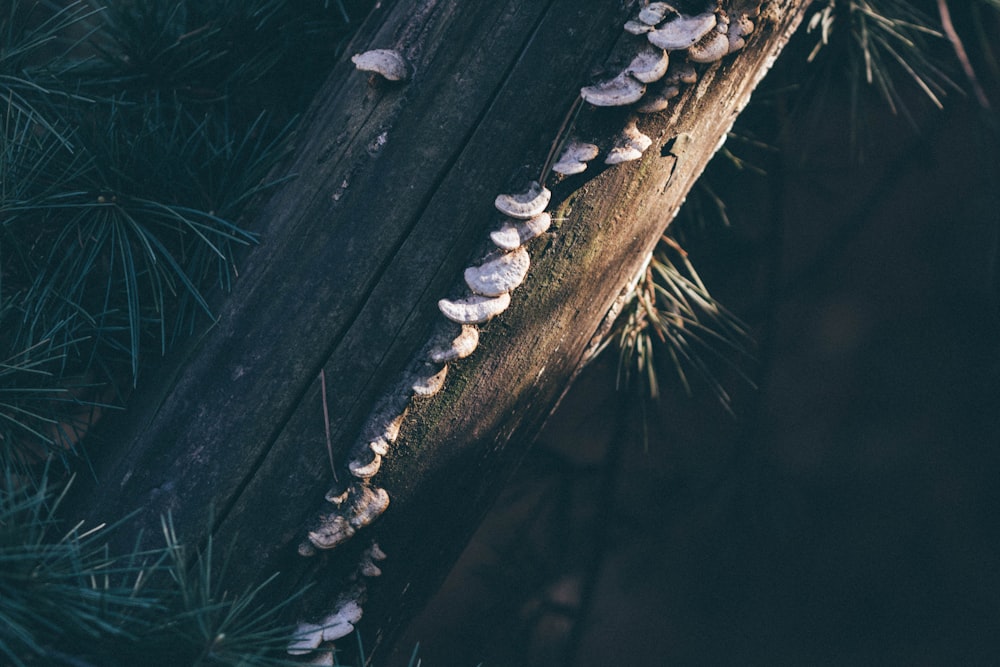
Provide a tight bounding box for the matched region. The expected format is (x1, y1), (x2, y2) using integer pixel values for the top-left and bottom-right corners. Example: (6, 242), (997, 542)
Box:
(287, 1), (760, 658)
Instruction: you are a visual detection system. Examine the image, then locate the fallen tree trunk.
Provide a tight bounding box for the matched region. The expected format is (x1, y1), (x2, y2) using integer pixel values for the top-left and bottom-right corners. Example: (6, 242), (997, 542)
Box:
(70, 0), (811, 660)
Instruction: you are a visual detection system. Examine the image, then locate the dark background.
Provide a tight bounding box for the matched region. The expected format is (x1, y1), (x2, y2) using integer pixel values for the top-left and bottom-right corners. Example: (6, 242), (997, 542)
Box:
(390, 9), (1000, 666)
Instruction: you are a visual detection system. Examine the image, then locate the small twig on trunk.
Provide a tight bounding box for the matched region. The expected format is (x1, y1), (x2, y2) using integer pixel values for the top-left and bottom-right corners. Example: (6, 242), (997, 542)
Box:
(320, 369), (337, 480)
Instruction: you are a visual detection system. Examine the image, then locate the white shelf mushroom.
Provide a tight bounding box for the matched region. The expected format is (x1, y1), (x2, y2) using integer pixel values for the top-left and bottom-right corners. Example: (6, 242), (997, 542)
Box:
(382, 409), (406, 443)
(324, 485), (349, 506)
(348, 486), (390, 528)
(624, 19), (655, 35)
(367, 542), (388, 561)
(360, 559), (383, 578)
(429, 325), (480, 363)
(605, 120), (653, 165)
(639, 2), (678, 26)
(727, 15), (755, 53)
(348, 450), (382, 479)
(464, 246), (531, 297)
(494, 181), (551, 219)
(490, 212), (552, 251)
(357, 542), (387, 577)
(365, 406), (405, 456)
(688, 29), (731, 63)
(627, 47), (670, 83)
(636, 84), (681, 113)
(308, 514), (355, 550)
(317, 600), (364, 642)
(369, 436), (390, 456)
(412, 363), (448, 397)
(324, 600), (363, 627)
(320, 620), (355, 642)
(287, 583), (370, 656)
(580, 71), (646, 107)
(665, 61), (698, 85)
(351, 49), (410, 81)
(438, 292), (511, 324)
(288, 623), (326, 655)
(552, 140), (600, 175)
(356, 402), (407, 458)
(647, 12), (717, 50)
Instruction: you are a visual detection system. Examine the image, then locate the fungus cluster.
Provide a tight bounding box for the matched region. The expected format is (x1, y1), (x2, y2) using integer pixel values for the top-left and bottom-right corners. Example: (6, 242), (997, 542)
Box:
(580, 0), (761, 123)
(288, 542), (387, 660)
(289, 179), (555, 659)
(290, 1), (764, 656)
(297, 391), (409, 561)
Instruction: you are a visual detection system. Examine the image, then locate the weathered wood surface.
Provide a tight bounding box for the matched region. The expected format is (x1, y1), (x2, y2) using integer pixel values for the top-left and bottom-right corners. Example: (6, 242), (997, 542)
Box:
(70, 0), (811, 659)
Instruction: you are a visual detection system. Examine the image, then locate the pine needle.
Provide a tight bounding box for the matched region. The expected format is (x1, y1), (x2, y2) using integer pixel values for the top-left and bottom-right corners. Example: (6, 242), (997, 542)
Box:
(610, 237), (756, 416)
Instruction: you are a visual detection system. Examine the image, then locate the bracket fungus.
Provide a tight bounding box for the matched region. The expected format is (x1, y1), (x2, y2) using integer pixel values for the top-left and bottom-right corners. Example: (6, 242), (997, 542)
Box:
(348, 450), (382, 479)
(552, 140), (600, 176)
(288, 615), (354, 656)
(381, 409), (405, 443)
(647, 12), (717, 50)
(351, 49), (410, 81)
(364, 407), (405, 456)
(580, 71), (646, 107)
(494, 181), (551, 219)
(288, 553), (382, 657)
(727, 14), (755, 52)
(638, 2), (679, 25)
(688, 27), (731, 62)
(348, 485), (390, 528)
(665, 61), (699, 85)
(464, 246), (531, 297)
(635, 83), (681, 113)
(369, 436), (390, 456)
(412, 363), (448, 397)
(358, 398), (408, 447)
(360, 559), (383, 578)
(490, 212), (552, 251)
(287, 624), (326, 656)
(624, 19), (655, 35)
(438, 292), (512, 324)
(324, 483), (350, 506)
(626, 47), (670, 83)
(357, 541), (388, 578)
(605, 120), (653, 164)
(305, 485), (389, 552)
(367, 542), (388, 561)
(429, 324), (480, 363)
(324, 600), (364, 632)
(308, 514), (355, 551)
(322, 620), (355, 643)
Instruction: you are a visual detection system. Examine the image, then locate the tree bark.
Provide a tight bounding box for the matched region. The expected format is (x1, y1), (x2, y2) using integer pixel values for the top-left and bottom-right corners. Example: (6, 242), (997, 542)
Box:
(70, 0), (811, 660)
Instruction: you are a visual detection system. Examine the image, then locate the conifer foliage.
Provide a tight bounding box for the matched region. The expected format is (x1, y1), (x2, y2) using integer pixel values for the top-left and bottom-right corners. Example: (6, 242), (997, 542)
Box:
(0, 0), (360, 469)
(1, 1), (362, 664)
